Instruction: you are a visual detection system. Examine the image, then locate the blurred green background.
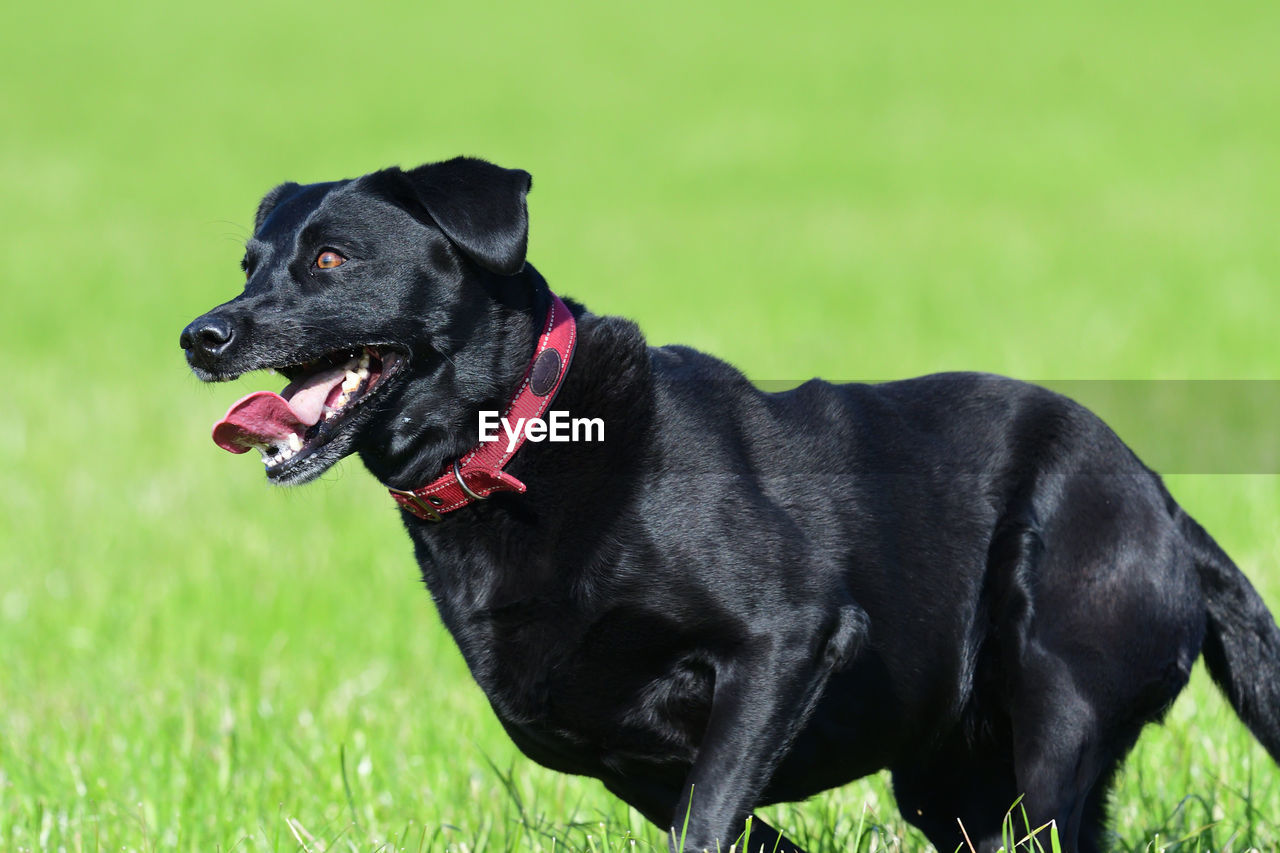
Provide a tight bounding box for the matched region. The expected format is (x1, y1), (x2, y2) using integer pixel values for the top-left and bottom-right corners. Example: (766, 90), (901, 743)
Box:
(3, 1), (1279, 850)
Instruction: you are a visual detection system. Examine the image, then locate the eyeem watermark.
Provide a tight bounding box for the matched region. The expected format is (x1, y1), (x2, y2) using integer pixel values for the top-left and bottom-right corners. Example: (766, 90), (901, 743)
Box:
(479, 411), (604, 452)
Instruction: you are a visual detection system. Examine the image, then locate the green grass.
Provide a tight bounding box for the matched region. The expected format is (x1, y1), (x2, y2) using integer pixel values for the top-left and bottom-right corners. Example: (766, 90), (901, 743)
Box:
(3, 0), (1279, 849)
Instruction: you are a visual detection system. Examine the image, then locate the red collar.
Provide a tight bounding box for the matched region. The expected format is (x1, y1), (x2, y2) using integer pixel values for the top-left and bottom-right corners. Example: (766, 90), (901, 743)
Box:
(389, 292), (577, 522)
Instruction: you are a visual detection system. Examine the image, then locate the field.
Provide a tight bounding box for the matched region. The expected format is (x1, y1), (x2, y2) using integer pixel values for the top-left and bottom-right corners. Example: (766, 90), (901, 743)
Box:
(3, 0), (1280, 850)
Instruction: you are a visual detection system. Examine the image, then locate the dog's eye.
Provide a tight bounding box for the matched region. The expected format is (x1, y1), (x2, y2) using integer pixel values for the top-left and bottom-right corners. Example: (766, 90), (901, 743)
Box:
(316, 250), (345, 270)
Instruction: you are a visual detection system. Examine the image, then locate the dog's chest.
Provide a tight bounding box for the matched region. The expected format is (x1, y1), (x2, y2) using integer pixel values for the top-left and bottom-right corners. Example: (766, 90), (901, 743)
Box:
(450, 597), (714, 767)
(413, 530), (715, 766)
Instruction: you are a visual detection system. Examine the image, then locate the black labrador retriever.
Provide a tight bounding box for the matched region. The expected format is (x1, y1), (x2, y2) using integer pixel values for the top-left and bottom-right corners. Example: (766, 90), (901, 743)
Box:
(181, 157), (1280, 852)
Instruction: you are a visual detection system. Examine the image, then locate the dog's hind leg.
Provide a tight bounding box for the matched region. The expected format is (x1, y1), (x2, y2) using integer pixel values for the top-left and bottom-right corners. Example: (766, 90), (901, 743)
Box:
(1073, 756), (1127, 853)
(1002, 591), (1196, 850)
(1006, 656), (1105, 850)
(885, 514), (1046, 851)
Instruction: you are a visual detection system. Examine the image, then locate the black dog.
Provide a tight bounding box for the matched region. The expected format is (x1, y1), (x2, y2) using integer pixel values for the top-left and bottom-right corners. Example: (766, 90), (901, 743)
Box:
(181, 157), (1280, 852)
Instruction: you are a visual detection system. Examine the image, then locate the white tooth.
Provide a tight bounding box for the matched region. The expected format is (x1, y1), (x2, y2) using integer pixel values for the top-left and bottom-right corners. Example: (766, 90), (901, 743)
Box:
(335, 392), (350, 408)
(288, 434), (303, 451)
(258, 447), (271, 462)
(342, 371), (360, 393)
(357, 367), (369, 380)
(358, 351), (370, 369)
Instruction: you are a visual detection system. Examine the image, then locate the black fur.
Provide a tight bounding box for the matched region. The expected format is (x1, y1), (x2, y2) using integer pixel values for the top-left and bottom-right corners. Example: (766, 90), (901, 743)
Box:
(181, 157), (1280, 853)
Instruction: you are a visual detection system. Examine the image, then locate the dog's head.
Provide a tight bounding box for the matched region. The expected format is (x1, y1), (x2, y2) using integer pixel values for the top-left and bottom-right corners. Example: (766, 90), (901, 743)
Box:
(181, 157), (539, 487)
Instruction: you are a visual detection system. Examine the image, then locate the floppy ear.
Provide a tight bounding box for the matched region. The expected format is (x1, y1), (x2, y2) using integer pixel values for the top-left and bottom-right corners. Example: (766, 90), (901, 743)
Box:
(254, 182), (300, 234)
(404, 157), (532, 275)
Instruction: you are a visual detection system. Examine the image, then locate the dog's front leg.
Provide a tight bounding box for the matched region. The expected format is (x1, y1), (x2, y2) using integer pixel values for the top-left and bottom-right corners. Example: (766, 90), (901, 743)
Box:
(604, 773), (802, 853)
(671, 607), (866, 853)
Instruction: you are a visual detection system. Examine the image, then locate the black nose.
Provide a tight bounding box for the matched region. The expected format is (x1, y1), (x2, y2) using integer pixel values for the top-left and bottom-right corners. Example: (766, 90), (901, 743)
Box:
(180, 314), (236, 358)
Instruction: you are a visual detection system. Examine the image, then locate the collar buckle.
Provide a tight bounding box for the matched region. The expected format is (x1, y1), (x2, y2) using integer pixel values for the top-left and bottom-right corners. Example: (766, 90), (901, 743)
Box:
(387, 487), (444, 522)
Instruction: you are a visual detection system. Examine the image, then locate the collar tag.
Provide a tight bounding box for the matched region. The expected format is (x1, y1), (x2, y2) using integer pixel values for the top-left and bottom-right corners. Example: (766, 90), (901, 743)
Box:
(389, 293), (577, 522)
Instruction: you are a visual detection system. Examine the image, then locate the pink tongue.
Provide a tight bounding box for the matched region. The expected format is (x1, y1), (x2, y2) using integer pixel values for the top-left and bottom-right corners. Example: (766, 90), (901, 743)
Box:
(212, 391), (310, 454)
(211, 362), (353, 454)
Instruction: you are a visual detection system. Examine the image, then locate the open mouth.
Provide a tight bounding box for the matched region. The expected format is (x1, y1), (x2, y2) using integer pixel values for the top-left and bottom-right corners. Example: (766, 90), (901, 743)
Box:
(211, 345), (405, 473)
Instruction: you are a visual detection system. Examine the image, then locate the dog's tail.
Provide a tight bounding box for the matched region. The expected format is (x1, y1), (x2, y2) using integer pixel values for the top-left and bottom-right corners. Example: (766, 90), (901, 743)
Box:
(1183, 511), (1280, 761)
